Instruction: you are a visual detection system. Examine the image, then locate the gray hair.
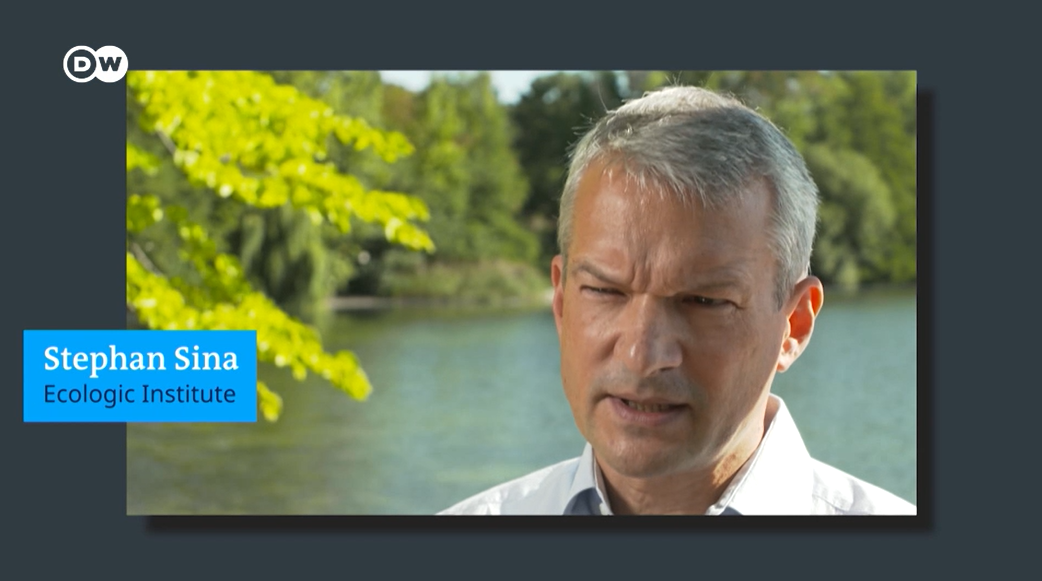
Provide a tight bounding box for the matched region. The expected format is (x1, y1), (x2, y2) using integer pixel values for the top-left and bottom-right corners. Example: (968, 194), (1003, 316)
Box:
(557, 85), (819, 309)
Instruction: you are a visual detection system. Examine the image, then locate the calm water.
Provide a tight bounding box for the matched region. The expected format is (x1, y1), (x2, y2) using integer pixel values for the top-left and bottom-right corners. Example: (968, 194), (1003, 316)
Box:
(127, 289), (917, 514)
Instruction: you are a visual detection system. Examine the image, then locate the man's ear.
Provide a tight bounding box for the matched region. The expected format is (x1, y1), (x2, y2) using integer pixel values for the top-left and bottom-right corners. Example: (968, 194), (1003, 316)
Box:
(777, 276), (824, 373)
(551, 255), (565, 335)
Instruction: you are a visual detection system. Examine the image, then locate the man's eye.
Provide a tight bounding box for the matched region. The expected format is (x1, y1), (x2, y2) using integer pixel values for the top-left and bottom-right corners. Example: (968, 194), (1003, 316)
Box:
(582, 286), (622, 297)
(683, 295), (726, 307)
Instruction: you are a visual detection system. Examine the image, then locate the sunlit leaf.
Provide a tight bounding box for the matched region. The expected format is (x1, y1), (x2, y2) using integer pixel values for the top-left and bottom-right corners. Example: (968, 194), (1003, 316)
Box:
(125, 71), (426, 419)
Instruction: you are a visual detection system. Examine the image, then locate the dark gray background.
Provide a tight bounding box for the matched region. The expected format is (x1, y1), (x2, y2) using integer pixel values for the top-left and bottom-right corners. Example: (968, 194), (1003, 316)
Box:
(6, 3), (1026, 577)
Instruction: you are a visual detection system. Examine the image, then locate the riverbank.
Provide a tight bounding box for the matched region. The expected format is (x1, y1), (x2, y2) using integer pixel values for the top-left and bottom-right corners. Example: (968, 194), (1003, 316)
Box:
(326, 287), (555, 311)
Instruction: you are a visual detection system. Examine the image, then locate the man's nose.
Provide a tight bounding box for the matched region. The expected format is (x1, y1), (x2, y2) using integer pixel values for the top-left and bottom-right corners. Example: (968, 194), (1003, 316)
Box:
(615, 295), (683, 377)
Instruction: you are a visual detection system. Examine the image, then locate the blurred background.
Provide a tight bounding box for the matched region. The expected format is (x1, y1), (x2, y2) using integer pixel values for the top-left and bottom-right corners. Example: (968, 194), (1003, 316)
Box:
(125, 70), (917, 514)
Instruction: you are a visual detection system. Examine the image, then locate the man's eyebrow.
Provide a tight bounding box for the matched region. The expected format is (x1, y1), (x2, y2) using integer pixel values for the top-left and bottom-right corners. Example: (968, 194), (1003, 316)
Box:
(572, 259), (751, 294)
(687, 279), (746, 294)
(570, 260), (624, 286)
(683, 268), (752, 294)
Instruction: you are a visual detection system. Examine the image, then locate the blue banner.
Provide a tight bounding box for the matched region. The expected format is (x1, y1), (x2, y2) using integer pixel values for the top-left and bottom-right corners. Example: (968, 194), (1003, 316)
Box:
(23, 330), (257, 422)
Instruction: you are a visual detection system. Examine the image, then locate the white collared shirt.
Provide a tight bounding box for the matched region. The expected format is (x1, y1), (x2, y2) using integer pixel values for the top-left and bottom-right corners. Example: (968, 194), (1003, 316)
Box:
(438, 395), (916, 515)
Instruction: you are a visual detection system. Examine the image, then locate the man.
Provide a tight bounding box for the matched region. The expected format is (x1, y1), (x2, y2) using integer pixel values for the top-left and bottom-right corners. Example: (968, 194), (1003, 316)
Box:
(439, 85), (916, 515)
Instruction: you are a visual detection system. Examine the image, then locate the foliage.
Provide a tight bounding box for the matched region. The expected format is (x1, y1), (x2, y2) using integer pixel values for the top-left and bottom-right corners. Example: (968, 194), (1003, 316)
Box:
(395, 74), (537, 263)
(351, 73), (543, 297)
(511, 72), (625, 266)
(129, 71), (432, 247)
(125, 71), (433, 420)
(239, 72), (398, 312)
(804, 145), (897, 287)
(377, 251), (548, 304)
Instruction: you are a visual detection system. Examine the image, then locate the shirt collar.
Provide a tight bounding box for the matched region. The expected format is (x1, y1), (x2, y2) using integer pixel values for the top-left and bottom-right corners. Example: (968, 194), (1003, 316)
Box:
(566, 394), (815, 515)
(565, 442), (612, 515)
(707, 394), (816, 515)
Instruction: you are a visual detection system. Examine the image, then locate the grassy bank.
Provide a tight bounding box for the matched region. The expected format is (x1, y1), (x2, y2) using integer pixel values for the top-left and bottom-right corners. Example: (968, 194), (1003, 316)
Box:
(334, 259), (551, 310)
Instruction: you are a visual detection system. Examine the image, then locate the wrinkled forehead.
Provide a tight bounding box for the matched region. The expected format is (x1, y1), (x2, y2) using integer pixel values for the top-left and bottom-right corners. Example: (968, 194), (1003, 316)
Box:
(580, 155), (773, 215)
(574, 160), (773, 249)
(569, 170), (776, 297)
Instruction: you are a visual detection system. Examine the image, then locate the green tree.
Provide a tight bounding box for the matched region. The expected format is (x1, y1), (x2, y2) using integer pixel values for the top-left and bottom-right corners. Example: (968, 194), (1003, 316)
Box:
(372, 73), (544, 301)
(214, 72), (398, 315)
(125, 71), (434, 420)
(396, 76), (472, 260)
(836, 71), (917, 282)
(511, 72), (625, 264)
(456, 73), (537, 263)
(804, 144), (897, 287)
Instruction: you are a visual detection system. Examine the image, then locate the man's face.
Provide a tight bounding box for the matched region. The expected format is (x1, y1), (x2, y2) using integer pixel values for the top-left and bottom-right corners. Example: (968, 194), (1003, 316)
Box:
(551, 162), (806, 480)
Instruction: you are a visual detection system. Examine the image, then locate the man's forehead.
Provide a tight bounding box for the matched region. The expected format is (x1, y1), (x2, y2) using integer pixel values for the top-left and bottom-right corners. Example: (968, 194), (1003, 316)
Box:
(574, 165), (688, 236)
(575, 157), (772, 216)
(574, 165), (769, 234)
(568, 161), (774, 288)
(578, 160), (683, 204)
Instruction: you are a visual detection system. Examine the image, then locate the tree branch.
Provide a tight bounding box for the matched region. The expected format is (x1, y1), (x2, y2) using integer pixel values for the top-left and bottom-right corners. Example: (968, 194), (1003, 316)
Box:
(129, 240), (162, 276)
(155, 130), (177, 156)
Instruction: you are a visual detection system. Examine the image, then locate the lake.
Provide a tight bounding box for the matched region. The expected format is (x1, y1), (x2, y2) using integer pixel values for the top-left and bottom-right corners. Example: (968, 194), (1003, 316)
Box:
(126, 288), (917, 514)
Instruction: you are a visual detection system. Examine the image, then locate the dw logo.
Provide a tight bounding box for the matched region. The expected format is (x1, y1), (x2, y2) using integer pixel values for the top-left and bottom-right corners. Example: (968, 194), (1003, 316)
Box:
(64, 46), (128, 83)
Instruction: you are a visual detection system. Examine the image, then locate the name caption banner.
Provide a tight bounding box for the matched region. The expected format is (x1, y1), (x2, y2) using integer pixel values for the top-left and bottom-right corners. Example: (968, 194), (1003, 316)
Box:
(23, 330), (257, 422)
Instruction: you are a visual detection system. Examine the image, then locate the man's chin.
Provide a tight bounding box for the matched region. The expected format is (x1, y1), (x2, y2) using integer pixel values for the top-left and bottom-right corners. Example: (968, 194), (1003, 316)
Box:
(593, 443), (696, 480)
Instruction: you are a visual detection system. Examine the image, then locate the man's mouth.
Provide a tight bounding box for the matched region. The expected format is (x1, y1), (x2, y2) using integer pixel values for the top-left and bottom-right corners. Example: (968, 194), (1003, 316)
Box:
(619, 398), (683, 413)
